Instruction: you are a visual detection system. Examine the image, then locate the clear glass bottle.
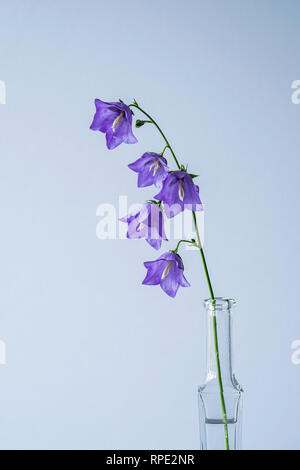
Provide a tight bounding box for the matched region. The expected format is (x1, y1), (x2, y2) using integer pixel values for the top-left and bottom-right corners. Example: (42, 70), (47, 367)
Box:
(198, 298), (243, 450)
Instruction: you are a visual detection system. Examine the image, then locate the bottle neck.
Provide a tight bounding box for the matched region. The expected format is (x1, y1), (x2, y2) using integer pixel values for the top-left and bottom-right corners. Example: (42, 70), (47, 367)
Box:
(205, 299), (235, 386)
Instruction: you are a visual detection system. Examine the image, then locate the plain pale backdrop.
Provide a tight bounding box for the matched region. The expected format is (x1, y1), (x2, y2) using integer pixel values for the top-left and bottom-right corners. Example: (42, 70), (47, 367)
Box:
(0, 0), (299, 450)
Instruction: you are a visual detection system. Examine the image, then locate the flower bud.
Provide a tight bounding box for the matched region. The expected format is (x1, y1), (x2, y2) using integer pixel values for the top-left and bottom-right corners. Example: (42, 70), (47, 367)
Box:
(135, 119), (146, 128)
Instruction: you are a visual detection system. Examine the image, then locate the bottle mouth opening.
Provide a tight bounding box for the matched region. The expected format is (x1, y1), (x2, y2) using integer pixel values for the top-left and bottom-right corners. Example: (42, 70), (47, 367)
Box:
(203, 297), (236, 311)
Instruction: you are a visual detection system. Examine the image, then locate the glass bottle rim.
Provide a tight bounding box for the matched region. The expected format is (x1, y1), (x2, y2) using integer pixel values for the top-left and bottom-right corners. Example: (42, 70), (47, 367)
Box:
(203, 297), (236, 311)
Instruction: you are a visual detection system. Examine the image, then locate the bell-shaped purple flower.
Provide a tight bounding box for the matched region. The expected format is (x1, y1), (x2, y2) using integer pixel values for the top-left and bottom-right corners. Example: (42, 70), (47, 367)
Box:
(142, 252), (190, 298)
(120, 202), (167, 250)
(154, 171), (203, 218)
(128, 153), (169, 188)
(90, 99), (137, 150)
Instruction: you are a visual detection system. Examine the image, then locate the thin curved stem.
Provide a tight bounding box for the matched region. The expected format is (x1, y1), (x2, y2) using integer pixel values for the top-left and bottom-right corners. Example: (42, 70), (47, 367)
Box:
(129, 103), (181, 169)
(172, 239), (194, 254)
(160, 144), (169, 156)
(131, 101), (230, 450)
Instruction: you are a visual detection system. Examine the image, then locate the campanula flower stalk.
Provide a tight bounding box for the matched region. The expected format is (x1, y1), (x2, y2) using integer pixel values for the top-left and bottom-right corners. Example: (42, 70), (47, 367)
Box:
(90, 97), (230, 449)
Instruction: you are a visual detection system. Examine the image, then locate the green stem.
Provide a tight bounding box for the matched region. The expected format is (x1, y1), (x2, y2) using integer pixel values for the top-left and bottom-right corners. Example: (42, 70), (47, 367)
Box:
(212, 315), (229, 449)
(192, 214), (229, 450)
(131, 101), (230, 450)
(160, 144), (169, 156)
(172, 239), (194, 254)
(129, 103), (181, 169)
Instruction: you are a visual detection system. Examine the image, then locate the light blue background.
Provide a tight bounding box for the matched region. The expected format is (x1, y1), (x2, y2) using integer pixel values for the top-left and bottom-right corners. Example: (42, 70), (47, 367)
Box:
(0, 0), (299, 450)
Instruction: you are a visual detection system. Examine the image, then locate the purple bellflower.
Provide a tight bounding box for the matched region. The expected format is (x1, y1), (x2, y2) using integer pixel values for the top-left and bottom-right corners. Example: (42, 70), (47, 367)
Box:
(90, 99), (137, 150)
(154, 171), (203, 218)
(120, 202), (167, 251)
(128, 153), (169, 188)
(142, 251), (190, 298)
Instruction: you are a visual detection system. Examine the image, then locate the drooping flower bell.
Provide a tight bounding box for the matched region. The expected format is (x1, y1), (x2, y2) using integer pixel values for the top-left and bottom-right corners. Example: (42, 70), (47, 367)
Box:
(128, 153), (169, 188)
(154, 170), (203, 218)
(120, 202), (168, 250)
(90, 99), (137, 150)
(142, 252), (190, 298)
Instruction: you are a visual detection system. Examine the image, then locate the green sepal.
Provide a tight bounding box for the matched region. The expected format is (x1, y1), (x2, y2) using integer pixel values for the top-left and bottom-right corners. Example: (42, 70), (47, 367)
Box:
(146, 199), (161, 205)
